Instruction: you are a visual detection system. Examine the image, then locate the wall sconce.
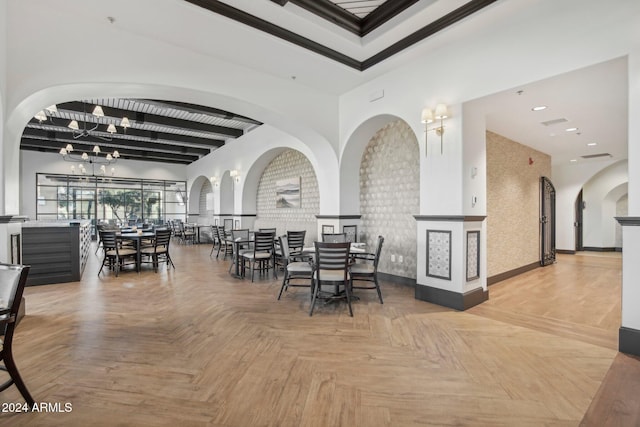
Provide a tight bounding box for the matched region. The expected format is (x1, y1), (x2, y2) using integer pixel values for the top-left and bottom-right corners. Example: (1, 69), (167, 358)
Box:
(421, 103), (449, 156)
(210, 176), (219, 187)
(229, 170), (240, 183)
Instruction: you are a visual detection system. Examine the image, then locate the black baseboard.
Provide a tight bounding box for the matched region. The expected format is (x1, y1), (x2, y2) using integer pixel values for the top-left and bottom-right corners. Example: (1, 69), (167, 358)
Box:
(583, 246), (617, 252)
(619, 326), (640, 357)
(556, 249), (576, 255)
(415, 285), (488, 311)
(487, 262), (539, 286)
(378, 272), (416, 287)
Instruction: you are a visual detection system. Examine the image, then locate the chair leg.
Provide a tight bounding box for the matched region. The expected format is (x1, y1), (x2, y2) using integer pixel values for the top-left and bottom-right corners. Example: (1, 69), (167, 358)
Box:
(374, 276), (383, 304)
(277, 270), (289, 300)
(2, 347), (35, 407)
(309, 278), (318, 316)
(344, 280), (353, 317)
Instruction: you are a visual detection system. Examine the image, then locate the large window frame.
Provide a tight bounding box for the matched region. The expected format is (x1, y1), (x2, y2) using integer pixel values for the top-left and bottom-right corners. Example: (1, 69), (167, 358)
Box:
(36, 173), (187, 236)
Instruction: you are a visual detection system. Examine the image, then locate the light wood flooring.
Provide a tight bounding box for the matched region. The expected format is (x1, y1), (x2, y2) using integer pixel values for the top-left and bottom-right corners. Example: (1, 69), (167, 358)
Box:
(0, 246), (637, 426)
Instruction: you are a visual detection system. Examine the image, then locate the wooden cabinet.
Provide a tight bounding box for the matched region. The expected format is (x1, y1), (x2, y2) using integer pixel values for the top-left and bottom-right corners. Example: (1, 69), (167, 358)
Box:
(22, 221), (91, 286)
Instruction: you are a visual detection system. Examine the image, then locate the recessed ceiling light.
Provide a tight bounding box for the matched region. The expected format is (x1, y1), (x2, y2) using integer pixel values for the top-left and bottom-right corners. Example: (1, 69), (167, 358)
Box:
(587, 142), (597, 146)
(570, 159), (577, 163)
(531, 106), (547, 111)
(565, 127), (578, 132)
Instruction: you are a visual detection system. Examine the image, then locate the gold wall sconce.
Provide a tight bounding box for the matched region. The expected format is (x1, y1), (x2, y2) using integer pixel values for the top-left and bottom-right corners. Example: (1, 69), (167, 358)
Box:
(421, 103), (449, 156)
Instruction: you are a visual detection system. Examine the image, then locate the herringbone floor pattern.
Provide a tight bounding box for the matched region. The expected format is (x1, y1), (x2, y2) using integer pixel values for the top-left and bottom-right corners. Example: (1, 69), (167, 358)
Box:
(0, 246), (635, 426)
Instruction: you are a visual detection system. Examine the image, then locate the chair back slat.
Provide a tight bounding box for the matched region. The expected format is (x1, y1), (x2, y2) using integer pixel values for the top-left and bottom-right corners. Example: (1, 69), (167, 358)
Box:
(254, 231), (275, 252)
(287, 230), (306, 250)
(155, 229), (172, 247)
(100, 231), (118, 251)
(322, 233), (346, 243)
(315, 241), (350, 272)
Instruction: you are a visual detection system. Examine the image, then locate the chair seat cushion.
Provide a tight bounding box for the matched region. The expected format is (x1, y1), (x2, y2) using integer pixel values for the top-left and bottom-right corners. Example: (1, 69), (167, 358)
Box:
(243, 252), (272, 260)
(314, 269), (349, 281)
(106, 249), (137, 256)
(140, 247), (167, 255)
(287, 262), (312, 273)
(350, 263), (374, 274)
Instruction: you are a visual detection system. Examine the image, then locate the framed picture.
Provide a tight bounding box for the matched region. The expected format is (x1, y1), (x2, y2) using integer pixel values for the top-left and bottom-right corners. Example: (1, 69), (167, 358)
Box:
(234, 219), (240, 229)
(322, 225), (334, 234)
(343, 225), (358, 242)
(276, 177), (301, 208)
(427, 230), (451, 280)
(466, 231), (480, 281)
(223, 218), (233, 231)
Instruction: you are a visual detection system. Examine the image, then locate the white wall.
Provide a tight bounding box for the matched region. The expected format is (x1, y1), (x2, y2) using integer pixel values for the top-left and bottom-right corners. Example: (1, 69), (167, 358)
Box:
(339, 0), (640, 217)
(582, 161), (628, 249)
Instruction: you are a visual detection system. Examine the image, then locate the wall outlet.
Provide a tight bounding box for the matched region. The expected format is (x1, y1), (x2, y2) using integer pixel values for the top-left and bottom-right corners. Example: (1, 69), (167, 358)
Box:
(398, 255), (403, 263)
(390, 254), (396, 262)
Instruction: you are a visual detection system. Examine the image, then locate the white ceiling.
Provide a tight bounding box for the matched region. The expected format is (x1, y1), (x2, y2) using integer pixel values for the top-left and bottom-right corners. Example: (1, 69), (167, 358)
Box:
(20, 0), (630, 167)
(470, 56), (628, 166)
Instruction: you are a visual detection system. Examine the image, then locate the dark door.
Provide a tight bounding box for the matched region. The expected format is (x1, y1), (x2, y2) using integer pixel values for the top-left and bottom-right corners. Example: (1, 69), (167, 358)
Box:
(575, 189), (584, 251)
(540, 176), (556, 266)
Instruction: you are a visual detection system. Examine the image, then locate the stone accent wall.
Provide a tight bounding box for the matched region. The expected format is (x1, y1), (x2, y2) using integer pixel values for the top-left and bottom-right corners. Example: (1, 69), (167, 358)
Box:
(255, 150), (319, 243)
(360, 120), (419, 279)
(486, 131), (551, 277)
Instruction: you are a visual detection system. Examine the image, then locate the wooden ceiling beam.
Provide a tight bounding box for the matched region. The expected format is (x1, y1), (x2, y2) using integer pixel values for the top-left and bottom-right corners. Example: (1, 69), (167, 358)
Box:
(25, 120), (225, 149)
(56, 101), (244, 138)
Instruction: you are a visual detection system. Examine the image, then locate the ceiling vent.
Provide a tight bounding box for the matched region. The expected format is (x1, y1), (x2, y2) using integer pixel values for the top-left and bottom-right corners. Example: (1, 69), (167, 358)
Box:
(540, 118), (568, 126)
(581, 153), (612, 159)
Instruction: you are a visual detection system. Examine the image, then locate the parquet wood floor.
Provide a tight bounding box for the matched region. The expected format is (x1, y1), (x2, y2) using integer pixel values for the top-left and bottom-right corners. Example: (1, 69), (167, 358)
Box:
(0, 247), (634, 426)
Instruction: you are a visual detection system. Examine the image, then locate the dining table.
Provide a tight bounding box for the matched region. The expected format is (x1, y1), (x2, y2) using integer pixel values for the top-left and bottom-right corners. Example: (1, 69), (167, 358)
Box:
(117, 231), (156, 271)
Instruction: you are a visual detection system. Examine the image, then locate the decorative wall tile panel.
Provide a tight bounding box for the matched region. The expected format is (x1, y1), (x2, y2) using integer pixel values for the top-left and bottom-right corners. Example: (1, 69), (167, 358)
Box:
(255, 150), (319, 243)
(466, 230), (480, 281)
(360, 120), (419, 279)
(427, 230), (451, 280)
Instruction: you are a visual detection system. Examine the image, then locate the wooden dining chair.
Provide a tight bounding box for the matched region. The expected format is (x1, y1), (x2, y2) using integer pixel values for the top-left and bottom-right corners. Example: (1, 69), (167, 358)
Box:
(310, 241), (353, 317)
(98, 231), (138, 276)
(229, 229), (251, 274)
(242, 231), (277, 282)
(350, 235), (384, 304)
(286, 230), (306, 260)
(141, 229), (175, 272)
(277, 235), (313, 300)
(0, 263), (34, 407)
(213, 226), (233, 259)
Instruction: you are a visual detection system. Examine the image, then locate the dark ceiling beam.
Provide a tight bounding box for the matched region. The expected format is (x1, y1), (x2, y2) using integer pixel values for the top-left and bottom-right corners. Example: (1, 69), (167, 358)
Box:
(270, 0), (289, 6)
(137, 99), (262, 125)
(57, 101), (244, 138)
(361, 0), (421, 36)
(185, 0), (362, 70)
(287, 0), (360, 35)
(26, 119), (225, 148)
(185, 0), (499, 71)
(20, 140), (197, 164)
(361, 0), (500, 70)
(21, 129), (212, 156)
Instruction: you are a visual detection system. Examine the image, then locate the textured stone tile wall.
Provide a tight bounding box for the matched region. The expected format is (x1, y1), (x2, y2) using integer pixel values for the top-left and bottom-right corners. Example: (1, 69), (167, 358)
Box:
(360, 120), (419, 279)
(486, 131), (551, 277)
(255, 150), (319, 243)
